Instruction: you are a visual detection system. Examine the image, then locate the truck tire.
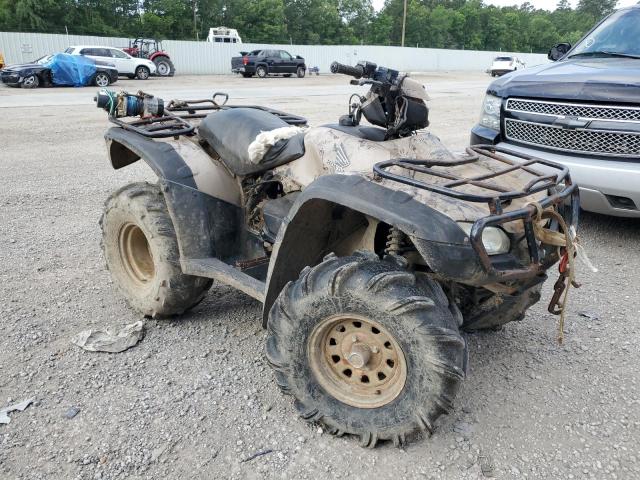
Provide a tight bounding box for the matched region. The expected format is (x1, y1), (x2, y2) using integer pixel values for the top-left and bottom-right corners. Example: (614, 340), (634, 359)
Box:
(266, 252), (466, 447)
(296, 66), (306, 78)
(242, 73), (254, 78)
(153, 56), (175, 77)
(100, 182), (212, 318)
(256, 66), (268, 78)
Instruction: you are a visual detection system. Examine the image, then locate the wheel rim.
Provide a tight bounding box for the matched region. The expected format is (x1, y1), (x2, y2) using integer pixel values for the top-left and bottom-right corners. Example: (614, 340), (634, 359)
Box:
(24, 76), (35, 86)
(96, 74), (109, 86)
(118, 223), (155, 285)
(308, 313), (407, 408)
(258, 68), (266, 77)
(157, 62), (169, 76)
(138, 68), (148, 79)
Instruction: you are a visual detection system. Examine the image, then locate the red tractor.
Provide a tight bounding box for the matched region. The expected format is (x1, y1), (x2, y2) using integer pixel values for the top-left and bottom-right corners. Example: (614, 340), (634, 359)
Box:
(123, 38), (175, 77)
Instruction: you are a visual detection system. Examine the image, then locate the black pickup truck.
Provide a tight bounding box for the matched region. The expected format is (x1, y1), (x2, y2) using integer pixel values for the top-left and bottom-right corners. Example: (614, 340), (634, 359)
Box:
(231, 49), (306, 78)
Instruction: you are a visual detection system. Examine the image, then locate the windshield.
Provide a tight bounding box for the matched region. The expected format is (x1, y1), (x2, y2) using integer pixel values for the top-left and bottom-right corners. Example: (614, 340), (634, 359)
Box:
(570, 9), (640, 57)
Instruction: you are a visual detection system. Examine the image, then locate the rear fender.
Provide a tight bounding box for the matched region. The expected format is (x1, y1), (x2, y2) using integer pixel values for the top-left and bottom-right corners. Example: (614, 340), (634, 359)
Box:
(262, 174), (475, 325)
(104, 127), (245, 261)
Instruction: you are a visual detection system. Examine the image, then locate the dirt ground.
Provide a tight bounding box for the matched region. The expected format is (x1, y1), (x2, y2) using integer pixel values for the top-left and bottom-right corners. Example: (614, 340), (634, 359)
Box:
(0, 72), (638, 480)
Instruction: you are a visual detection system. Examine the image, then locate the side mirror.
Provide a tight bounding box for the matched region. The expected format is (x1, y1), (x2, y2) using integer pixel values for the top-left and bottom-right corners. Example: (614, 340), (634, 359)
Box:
(548, 43), (571, 61)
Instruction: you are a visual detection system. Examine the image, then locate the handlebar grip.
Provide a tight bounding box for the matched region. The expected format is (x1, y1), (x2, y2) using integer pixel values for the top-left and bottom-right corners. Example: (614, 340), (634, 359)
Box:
(330, 61), (363, 79)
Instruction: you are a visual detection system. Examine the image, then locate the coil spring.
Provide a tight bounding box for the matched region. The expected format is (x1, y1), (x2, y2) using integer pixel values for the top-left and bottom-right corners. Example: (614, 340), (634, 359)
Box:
(385, 227), (406, 255)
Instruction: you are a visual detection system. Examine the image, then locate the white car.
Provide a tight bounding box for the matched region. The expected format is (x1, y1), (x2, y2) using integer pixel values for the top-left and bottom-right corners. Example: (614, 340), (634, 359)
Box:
(489, 56), (525, 77)
(65, 46), (157, 80)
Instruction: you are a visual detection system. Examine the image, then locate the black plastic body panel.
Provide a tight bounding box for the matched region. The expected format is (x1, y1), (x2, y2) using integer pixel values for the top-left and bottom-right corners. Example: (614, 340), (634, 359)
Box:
(262, 174), (469, 324)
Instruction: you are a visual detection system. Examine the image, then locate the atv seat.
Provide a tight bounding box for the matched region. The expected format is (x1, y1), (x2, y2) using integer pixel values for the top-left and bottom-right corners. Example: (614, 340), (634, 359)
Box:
(323, 124), (387, 142)
(199, 108), (305, 176)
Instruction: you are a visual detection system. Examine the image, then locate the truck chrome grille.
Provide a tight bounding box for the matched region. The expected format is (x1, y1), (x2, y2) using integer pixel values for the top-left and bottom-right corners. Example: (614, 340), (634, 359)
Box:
(506, 98), (640, 122)
(504, 119), (640, 157)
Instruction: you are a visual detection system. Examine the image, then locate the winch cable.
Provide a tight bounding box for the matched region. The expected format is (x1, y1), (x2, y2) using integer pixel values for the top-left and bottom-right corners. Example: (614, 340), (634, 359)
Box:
(527, 202), (596, 344)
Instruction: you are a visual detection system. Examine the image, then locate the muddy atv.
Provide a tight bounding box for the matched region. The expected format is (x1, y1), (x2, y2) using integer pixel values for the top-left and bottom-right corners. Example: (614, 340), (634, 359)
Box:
(95, 60), (579, 447)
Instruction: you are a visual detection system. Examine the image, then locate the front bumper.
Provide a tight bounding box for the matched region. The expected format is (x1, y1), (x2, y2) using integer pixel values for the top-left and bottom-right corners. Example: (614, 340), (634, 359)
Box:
(470, 124), (640, 217)
(0, 73), (21, 86)
(497, 142), (640, 218)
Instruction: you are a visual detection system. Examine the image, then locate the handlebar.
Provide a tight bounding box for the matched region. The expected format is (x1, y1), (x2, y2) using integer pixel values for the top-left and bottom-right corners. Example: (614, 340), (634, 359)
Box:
(330, 61), (364, 79)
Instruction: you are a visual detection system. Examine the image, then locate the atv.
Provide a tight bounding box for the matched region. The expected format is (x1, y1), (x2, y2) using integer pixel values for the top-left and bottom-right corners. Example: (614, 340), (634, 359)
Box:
(95, 60), (579, 447)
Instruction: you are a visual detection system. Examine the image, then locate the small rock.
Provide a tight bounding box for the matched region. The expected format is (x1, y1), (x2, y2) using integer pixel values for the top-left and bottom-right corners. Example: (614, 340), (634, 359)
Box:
(64, 406), (80, 419)
(479, 454), (495, 478)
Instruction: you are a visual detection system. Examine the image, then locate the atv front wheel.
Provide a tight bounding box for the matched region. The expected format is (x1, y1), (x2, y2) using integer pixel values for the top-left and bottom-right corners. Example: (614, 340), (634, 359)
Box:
(266, 252), (466, 447)
(100, 182), (212, 317)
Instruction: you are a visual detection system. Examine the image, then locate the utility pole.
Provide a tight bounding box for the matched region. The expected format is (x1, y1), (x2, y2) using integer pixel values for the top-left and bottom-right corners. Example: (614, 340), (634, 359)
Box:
(401, 0), (407, 47)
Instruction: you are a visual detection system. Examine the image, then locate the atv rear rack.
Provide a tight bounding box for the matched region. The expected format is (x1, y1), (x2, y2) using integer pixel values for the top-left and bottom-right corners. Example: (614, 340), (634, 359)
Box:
(374, 145), (580, 281)
(108, 93), (307, 139)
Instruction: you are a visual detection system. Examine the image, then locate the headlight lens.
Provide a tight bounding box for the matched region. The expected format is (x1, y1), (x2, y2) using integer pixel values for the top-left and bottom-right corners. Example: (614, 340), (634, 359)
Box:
(458, 222), (510, 255)
(479, 94), (502, 131)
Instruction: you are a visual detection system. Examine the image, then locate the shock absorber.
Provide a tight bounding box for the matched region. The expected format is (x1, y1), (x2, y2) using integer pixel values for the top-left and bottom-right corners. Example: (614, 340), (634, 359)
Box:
(385, 227), (406, 255)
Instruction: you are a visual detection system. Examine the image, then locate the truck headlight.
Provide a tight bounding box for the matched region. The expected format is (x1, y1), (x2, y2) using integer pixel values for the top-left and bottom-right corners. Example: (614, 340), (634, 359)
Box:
(479, 94), (502, 131)
(458, 222), (510, 255)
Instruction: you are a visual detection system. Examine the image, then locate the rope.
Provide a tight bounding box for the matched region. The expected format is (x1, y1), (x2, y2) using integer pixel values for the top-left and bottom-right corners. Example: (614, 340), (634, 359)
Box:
(528, 202), (577, 344)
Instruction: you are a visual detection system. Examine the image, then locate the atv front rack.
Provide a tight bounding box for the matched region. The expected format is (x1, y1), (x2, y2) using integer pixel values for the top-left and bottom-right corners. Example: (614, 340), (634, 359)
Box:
(374, 145), (580, 281)
(108, 93), (307, 139)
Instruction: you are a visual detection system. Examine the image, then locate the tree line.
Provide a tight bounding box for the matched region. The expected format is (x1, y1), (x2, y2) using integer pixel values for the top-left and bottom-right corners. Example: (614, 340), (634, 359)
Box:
(0, 0), (620, 53)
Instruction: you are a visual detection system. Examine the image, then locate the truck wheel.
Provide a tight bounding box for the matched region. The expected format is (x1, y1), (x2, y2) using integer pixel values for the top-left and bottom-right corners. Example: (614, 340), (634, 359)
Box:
(256, 66), (268, 78)
(21, 74), (39, 89)
(135, 66), (150, 80)
(266, 252), (466, 447)
(153, 56), (175, 76)
(296, 66), (306, 78)
(100, 182), (212, 318)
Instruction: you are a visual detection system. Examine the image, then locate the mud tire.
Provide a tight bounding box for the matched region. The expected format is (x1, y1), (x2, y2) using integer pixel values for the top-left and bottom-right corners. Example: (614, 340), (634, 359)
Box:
(100, 182), (212, 318)
(266, 252), (466, 447)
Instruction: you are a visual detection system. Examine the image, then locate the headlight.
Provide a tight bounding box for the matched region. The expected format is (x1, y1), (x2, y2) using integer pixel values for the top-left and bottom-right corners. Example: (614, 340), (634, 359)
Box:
(479, 94), (502, 131)
(458, 222), (510, 255)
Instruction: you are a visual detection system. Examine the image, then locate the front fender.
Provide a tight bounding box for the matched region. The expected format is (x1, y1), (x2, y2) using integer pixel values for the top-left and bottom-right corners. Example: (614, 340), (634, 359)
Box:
(262, 174), (473, 325)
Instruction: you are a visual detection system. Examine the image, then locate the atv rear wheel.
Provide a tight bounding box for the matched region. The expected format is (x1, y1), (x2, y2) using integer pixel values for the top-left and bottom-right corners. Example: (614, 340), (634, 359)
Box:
(100, 182), (212, 317)
(153, 56), (175, 76)
(266, 252), (466, 447)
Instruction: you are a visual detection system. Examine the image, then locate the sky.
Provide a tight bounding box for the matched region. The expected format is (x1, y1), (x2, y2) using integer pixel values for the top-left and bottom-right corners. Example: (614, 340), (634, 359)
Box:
(371, 0), (638, 11)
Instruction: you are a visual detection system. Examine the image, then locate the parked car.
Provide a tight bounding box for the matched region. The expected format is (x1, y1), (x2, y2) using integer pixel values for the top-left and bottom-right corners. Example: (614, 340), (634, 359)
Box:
(65, 45), (156, 79)
(231, 49), (306, 78)
(0, 53), (117, 88)
(488, 56), (525, 76)
(471, 4), (640, 217)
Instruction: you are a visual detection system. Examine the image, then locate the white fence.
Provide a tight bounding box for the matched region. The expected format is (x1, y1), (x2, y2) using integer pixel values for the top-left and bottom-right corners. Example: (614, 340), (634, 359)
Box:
(0, 31), (548, 75)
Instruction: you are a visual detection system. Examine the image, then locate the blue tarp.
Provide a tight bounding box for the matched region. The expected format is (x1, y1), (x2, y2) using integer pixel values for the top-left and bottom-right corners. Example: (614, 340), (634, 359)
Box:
(44, 53), (97, 87)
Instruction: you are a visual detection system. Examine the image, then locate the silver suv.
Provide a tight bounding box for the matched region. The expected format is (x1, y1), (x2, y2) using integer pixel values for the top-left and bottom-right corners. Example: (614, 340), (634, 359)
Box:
(471, 5), (640, 217)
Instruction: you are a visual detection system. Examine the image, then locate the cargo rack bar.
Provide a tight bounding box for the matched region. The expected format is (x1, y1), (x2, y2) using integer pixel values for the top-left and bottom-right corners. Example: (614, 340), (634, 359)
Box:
(108, 92), (307, 139)
(374, 145), (579, 280)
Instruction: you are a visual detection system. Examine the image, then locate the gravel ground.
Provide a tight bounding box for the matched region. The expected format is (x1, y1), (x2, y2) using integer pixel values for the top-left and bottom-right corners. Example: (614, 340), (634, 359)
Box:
(0, 72), (638, 480)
